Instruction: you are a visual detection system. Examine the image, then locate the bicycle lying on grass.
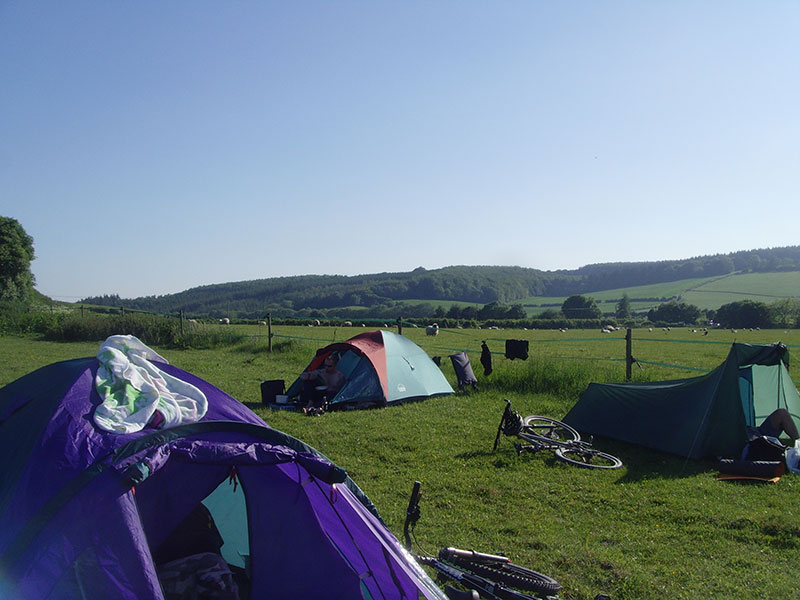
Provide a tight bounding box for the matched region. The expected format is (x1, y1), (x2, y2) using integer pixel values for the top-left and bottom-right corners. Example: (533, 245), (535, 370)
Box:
(493, 399), (623, 470)
(403, 481), (564, 600)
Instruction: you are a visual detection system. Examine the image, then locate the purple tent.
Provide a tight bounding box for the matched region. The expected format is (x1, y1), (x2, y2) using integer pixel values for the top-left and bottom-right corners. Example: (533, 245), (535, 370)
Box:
(0, 357), (445, 599)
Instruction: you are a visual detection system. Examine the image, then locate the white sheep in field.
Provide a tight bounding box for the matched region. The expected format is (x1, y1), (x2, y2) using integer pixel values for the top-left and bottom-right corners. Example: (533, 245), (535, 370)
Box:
(219, 318), (230, 325)
(343, 321), (352, 326)
(426, 323), (439, 336)
(258, 321), (267, 326)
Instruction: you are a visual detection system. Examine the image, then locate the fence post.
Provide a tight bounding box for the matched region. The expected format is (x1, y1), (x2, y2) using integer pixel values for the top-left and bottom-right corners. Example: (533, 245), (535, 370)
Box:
(626, 328), (633, 381)
(180, 310), (184, 336)
(268, 313), (273, 353)
(397, 316), (402, 336)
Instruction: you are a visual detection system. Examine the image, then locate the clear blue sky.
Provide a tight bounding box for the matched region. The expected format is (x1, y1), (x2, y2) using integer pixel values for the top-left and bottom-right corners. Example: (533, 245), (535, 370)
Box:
(2, 2), (798, 301)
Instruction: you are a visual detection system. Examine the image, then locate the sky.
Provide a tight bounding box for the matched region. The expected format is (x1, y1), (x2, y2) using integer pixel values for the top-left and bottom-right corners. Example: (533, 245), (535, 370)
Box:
(2, 2), (798, 301)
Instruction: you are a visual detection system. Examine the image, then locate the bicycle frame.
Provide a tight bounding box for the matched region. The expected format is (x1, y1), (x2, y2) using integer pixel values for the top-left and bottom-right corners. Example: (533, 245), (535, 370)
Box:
(493, 400), (623, 469)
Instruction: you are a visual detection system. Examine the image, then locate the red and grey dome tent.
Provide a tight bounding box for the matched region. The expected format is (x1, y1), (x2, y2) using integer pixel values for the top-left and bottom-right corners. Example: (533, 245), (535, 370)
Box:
(0, 353), (446, 599)
(287, 329), (454, 408)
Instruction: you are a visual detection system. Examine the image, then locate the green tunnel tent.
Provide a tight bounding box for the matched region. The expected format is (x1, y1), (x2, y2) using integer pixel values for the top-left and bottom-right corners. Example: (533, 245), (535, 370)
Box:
(287, 330), (454, 408)
(562, 343), (800, 459)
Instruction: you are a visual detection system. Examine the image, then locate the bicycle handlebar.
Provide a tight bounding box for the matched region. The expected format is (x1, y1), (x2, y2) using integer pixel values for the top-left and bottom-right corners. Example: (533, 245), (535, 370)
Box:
(403, 480), (422, 550)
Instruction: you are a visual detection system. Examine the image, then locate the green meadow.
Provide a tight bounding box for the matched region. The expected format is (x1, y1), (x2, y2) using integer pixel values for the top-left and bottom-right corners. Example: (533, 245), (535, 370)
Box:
(519, 271), (800, 316)
(2, 326), (799, 600)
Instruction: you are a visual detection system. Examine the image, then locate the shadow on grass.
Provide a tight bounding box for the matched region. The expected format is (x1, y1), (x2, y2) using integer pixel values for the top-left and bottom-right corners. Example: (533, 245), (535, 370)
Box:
(602, 438), (718, 482)
(472, 434), (719, 481)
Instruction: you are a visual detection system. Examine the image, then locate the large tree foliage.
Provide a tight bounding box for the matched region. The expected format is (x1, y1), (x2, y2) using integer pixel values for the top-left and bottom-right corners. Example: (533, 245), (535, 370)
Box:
(647, 300), (701, 325)
(615, 293), (631, 319)
(768, 298), (800, 329)
(0, 217), (36, 301)
(561, 295), (601, 319)
(715, 300), (771, 329)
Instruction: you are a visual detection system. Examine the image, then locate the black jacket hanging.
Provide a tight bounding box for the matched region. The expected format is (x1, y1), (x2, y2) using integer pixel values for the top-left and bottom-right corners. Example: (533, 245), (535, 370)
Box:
(480, 341), (493, 376)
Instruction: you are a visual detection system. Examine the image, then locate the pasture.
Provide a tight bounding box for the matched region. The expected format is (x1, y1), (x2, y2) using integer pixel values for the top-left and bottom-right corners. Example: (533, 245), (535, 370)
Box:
(519, 270), (800, 315)
(1, 326), (799, 600)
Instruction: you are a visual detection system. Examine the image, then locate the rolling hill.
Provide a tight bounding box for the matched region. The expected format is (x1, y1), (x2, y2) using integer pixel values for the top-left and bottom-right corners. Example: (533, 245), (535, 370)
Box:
(78, 246), (800, 319)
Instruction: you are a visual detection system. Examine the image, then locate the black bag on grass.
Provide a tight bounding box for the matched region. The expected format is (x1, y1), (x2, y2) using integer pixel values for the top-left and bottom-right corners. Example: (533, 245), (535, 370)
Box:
(741, 435), (786, 462)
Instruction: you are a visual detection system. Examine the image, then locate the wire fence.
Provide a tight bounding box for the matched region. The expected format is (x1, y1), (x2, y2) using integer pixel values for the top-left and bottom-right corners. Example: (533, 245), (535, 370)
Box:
(17, 303), (800, 385)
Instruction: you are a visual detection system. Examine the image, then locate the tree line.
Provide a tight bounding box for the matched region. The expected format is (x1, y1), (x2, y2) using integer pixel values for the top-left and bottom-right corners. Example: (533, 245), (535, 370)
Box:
(79, 247), (800, 319)
(2, 214), (799, 330)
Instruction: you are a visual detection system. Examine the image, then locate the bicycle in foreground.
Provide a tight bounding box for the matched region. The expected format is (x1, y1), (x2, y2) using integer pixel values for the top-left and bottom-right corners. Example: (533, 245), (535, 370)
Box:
(493, 399), (623, 470)
(403, 480), (564, 600)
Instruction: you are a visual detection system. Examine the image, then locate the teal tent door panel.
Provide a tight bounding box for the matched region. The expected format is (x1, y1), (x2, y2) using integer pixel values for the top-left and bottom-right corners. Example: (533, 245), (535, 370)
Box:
(738, 367), (755, 427)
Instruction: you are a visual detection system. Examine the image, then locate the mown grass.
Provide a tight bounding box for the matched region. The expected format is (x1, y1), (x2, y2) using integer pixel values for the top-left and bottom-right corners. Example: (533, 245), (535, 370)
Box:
(1, 327), (799, 600)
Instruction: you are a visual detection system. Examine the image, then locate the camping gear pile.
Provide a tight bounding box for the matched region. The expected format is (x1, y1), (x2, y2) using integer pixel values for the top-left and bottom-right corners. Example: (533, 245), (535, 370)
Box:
(0, 336), (447, 600)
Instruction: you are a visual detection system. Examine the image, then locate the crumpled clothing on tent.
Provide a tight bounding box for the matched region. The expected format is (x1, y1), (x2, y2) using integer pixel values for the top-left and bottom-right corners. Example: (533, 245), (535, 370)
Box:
(480, 341), (493, 376)
(94, 334), (208, 433)
(505, 339), (529, 361)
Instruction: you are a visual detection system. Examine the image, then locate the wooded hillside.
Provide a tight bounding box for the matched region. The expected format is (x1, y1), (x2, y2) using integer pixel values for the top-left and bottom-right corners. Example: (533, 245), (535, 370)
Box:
(80, 246), (800, 318)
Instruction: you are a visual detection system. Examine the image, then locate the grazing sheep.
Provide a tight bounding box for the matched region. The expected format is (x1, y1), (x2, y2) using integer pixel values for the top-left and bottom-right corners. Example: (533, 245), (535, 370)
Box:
(314, 319), (321, 326)
(258, 321), (267, 326)
(343, 321), (352, 327)
(426, 323), (439, 336)
(219, 318), (230, 325)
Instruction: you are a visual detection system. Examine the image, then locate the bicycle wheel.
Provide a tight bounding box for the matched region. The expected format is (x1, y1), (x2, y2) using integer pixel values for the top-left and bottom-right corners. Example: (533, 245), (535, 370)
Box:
(522, 416), (580, 443)
(555, 447), (623, 469)
(445, 556), (562, 596)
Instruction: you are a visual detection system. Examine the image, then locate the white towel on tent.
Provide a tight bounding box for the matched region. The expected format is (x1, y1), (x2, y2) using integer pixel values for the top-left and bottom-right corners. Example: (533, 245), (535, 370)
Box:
(93, 335), (208, 433)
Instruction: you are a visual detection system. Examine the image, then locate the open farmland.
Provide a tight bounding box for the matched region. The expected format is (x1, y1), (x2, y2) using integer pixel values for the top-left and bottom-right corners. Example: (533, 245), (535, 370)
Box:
(1, 327), (799, 600)
(519, 271), (800, 316)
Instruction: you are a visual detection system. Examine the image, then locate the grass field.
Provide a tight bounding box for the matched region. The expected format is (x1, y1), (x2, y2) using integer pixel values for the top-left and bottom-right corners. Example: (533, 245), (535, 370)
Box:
(518, 271), (800, 316)
(2, 326), (799, 600)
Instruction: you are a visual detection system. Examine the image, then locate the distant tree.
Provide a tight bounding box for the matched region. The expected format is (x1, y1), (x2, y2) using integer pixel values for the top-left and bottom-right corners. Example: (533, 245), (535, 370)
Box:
(715, 300), (771, 329)
(461, 305), (478, 320)
(0, 216), (36, 301)
(506, 304), (527, 319)
(478, 302), (505, 320)
(432, 305), (446, 319)
(769, 298), (800, 329)
(647, 300), (701, 325)
(561, 295), (601, 319)
(446, 304), (462, 319)
(615, 293), (631, 319)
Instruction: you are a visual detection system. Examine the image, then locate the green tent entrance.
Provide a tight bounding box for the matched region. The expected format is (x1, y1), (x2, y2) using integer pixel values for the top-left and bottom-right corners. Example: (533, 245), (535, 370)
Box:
(563, 343), (800, 459)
